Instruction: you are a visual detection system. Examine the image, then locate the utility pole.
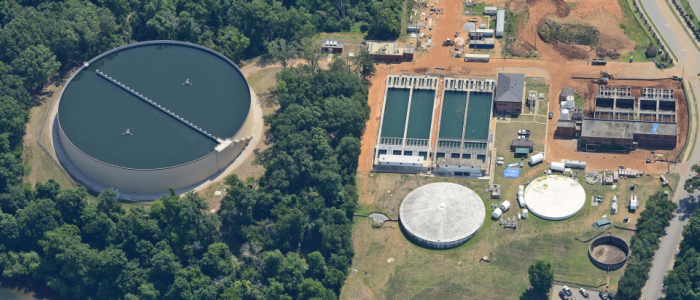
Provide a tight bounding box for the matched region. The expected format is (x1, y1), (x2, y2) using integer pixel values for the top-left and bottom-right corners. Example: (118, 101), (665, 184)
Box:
(534, 23), (538, 50)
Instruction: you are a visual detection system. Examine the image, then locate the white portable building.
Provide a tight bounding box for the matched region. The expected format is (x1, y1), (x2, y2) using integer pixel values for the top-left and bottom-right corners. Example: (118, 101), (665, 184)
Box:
(492, 208), (503, 219)
(496, 10), (505, 37)
(529, 153), (544, 165)
(500, 200), (511, 212)
(550, 162), (565, 172)
(463, 54), (490, 62)
(630, 194), (638, 211)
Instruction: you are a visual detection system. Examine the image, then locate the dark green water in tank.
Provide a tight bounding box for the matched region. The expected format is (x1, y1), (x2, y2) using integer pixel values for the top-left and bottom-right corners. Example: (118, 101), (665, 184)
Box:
(58, 43), (251, 169)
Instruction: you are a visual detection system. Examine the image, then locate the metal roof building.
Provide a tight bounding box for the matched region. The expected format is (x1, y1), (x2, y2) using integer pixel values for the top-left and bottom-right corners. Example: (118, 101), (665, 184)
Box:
(496, 10), (505, 37)
(399, 183), (486, 249)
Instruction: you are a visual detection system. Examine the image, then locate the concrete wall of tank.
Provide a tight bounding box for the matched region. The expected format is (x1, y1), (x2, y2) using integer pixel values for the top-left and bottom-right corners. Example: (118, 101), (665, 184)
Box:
(58, 102), (254, 194)
(399, 219), (478, 249)
(588, 235), (631, 270)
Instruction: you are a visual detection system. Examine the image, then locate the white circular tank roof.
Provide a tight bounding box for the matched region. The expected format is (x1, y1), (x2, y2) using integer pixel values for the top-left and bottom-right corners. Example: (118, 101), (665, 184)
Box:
(524, 176), (586, 220)
(399, 182), (486, 248)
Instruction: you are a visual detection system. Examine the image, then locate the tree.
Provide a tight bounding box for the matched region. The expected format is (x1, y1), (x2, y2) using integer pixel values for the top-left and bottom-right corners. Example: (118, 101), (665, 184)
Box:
(300, 37), (323, 72)
(527, 260), (554, 295)
(267, 38), (299, 68)
(352, 47), (375, 80)
(216, 26), (250, 62)
(10, 45), (60, 90)
(685, 164), (700, 192)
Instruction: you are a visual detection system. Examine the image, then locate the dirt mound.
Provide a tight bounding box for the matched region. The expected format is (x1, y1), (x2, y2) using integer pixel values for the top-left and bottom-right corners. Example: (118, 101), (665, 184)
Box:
(526, 0), (570, 17)
(538, 18), (599, 46)
(551, 41), (589, 59)
(596, 47), (620, 59)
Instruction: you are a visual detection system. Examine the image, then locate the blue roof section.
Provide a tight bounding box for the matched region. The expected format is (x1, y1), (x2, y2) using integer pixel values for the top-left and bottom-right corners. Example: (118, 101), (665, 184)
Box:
(651, 123), (659, 134)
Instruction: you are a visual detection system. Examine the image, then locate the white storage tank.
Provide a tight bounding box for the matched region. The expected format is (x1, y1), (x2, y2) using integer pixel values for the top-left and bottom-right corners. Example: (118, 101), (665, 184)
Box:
(492, 208), (503, 219)
(550, 162), (566, 172)
(522, 209), (528, 219)
(566, 95), (575, 108)
(518, 195), (526, 207)
(500, 200), (511, 212)
(529, 153), (545, 165)
(518, 185), (524, 193)
(560, 109), (570, 120)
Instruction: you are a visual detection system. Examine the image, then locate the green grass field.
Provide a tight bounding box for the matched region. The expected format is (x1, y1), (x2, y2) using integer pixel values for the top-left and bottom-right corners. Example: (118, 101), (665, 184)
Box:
(679, 0), (700, 30)
(525, 77), (550, 116)
(618, 0), (671, 67)
(343, 170), (674, 299)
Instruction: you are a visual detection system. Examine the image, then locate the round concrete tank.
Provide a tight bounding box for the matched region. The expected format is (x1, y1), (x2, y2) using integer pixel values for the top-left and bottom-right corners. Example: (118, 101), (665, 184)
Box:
(399, 183), (486, 249)
(589, 234), (631, 270)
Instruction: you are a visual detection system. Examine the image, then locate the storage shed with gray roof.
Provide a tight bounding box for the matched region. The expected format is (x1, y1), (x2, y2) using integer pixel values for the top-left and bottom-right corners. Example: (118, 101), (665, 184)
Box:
(494, 73), (525, 114)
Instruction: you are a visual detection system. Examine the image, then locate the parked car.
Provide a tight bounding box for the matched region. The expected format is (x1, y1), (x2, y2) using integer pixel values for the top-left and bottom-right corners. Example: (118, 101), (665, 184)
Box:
(518, 129), (531, 135)
(549, 112), (553, 119)
(517, 135), (525, 140)
(562, 286), (572, 296)
(558, 291), (570, 300)
(579, 288), (589, 298)
(599, 291), (608, 300)
(608, 293), (616, 299)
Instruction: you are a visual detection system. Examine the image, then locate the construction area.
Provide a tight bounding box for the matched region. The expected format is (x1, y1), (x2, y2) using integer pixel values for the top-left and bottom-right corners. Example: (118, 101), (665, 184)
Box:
(345, 0), (690, 298)
(553, 77), (688, 162)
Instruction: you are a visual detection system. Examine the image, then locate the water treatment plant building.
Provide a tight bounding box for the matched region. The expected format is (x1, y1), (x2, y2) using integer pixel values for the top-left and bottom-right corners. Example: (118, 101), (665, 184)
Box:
(55, 41), (254, 198)
(372, 74), (496, 177)
(399, 183), (486, 249)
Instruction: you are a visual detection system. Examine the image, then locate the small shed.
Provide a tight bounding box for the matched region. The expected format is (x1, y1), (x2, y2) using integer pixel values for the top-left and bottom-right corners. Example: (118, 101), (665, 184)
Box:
(511, 139), (535, 152)
(321, 40), (344, 54)
(491, 184), (501, 199)
(484, 6), (498, 15)
(646, 46), (657, 58)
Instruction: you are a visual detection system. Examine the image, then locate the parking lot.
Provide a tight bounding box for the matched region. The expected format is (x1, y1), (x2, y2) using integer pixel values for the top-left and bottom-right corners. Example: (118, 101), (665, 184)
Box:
(550, 284), (611, 300)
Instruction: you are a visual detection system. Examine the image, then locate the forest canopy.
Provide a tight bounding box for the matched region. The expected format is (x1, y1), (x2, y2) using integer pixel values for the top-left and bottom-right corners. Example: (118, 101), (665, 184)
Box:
(0, 0), (380, 297)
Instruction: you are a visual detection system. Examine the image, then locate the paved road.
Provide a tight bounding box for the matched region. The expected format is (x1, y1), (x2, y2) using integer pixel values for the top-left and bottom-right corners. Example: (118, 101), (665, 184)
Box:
(639, 0), (700, 298)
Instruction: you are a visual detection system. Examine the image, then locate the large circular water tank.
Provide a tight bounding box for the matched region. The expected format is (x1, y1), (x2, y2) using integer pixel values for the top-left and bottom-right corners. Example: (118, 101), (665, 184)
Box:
(399, 183), (486, 249)
(55, 41), (254, 198)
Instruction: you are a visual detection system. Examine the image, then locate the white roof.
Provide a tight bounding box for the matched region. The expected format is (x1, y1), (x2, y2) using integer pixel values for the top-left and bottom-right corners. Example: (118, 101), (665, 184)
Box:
(524, 176), (586, 220)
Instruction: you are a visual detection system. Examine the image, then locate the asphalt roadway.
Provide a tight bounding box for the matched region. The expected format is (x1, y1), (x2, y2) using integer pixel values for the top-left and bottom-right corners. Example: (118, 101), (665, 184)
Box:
(638, 0), (700, 298)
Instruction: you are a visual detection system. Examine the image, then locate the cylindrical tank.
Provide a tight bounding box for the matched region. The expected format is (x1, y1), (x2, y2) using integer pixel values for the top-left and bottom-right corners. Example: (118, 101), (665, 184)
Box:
(518, 214), (521, 220)
(518, 195), (525, 207)
(523, 209), (529, 219)
(551, 162), (566, 172)
(529, 153), (545, 165)
(500, 200), (511, 212)
(566, 95), (575, 108)
(492, 208), (503, 219)
(518, 185), (524, 193)
(560, 109), (570, 120)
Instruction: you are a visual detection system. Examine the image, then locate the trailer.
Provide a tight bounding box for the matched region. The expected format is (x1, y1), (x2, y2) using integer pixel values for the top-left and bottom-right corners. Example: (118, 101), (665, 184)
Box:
(471, 29), (494, 37)
(469, 39), (495, 48)
(463, 54), (490, 62)
(496, 10), (505, 37)
(561, 159), (586, 169)
(592, 58), (607, 65)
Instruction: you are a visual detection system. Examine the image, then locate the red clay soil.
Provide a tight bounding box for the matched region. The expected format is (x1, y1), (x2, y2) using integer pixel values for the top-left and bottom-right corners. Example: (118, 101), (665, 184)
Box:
(356, 0), (684, 174)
